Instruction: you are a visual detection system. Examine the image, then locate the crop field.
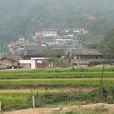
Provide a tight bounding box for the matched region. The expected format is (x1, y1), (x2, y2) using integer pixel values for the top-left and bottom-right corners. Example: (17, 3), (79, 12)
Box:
(0, 66), (114, 111)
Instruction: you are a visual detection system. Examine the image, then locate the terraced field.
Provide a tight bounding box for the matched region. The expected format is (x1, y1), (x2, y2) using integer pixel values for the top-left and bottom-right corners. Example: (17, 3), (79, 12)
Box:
(0, 67), (114, 111)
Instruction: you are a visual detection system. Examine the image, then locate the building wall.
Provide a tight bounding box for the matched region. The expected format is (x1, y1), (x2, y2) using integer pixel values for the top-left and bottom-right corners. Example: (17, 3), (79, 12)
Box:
(36, 63), (47, 68)
(73, 55), (101, 60)
(31, 59), (49, 69)
(20, 63), (31, 69)
(41, 31), (57, 37)
(19, 60), (31, 69)
(72, 54), (103, 66)
(31, 59), (36, 69)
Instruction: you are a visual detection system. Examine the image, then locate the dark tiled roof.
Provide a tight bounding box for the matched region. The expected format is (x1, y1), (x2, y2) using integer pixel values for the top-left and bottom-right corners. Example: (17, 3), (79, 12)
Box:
(19, 48), (66, 58)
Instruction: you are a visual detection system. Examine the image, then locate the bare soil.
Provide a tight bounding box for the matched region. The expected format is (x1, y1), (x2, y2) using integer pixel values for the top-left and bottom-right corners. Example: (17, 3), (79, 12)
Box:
(1, 103), (114, 114)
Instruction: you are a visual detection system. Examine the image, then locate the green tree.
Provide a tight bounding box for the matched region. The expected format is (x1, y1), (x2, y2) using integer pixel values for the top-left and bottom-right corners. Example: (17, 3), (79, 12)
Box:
(101, 29), (114, 59)
(98, 29), (114, 98)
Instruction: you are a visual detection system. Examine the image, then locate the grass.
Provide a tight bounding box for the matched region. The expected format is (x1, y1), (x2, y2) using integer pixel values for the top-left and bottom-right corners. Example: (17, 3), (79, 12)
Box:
(0, 87), (113, 111)
(93, 107), (108, 113)
(0, 89), (92, 111)
(0, 95), (32, 111)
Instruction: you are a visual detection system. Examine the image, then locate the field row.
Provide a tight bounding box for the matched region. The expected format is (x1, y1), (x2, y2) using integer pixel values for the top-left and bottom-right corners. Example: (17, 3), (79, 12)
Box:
(0, 78), (113, 89)
(0, 72), (114, 79)
(0, 66), (114, 74)
(0, 89), (93, 111)
(0, 86), (113, 111)
(0, 88), (86, 95)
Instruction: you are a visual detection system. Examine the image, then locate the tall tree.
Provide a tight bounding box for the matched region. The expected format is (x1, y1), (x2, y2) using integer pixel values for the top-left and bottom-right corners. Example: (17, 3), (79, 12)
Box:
(101, 29), (114, 59)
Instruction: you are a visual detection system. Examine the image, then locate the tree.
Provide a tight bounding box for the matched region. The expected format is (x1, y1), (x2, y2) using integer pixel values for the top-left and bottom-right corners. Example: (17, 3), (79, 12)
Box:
(98, 28), (114, 98)
(101, 29), (114, 59)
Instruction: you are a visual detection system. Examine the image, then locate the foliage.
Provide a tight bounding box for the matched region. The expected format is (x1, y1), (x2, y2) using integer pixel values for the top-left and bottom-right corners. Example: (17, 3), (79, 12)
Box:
(101, 28), (114, 59)
(0, 71), (114, 79)
(0, 78), (113, 89)
(0, 67), (114, 111)
(0, 90), (92, 111)
(0, 67), (114, 79)
(0, 88), (111, 111)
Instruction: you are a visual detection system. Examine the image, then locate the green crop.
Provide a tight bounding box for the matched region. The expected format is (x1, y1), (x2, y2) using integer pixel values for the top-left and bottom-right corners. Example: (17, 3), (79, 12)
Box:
(0, 78), (113, 89)
(0, 71), (114, 79)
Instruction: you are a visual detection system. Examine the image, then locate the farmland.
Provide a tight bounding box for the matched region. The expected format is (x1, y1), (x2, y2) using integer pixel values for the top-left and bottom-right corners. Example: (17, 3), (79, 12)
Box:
(0, 66), (114, 111)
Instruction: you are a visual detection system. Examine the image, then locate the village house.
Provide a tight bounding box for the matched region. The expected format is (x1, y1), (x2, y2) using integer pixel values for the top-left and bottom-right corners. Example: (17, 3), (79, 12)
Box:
(71, 49), (103, 66)
(0, 54), (20, 69)
(18, 45), (106, 67)
(31, 57), (52, 69)
(19, 57), (52, 69)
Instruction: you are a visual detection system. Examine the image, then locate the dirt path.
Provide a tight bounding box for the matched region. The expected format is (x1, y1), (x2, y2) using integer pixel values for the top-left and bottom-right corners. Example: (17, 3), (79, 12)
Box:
(1, 103), (114, 114)
(1, 108), (60, 114)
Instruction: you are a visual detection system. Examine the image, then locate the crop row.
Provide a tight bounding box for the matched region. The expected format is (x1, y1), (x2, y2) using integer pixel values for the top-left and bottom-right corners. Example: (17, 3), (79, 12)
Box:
(0, 86), (114, 111)
(0, 72), (114, 79)
(0, 78), (113, 89)
(0, 88), (80, 95)
(0, 66), (114, 74)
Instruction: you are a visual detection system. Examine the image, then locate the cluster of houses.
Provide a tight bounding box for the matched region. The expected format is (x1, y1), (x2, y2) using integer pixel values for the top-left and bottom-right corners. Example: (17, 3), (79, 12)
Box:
(0, 47), (108, 70)
(33, 28), (88, 49)
(0, 28), (112, 70)
(8, 28), (88, 54)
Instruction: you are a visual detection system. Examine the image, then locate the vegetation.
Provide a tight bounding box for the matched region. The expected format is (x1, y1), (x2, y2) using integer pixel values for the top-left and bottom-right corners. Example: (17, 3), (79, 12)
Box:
(0, 71), (114, 79)
(0, 89), (107, 111)
(0, 67), (114, 111)
(0, 88), (112, 111)
(0, 78), (114, 89)
(0, 67), (114, 79)
(0, 89), (90, 111)
(100, 28), (114, 59)
(1, 66), (114, 73)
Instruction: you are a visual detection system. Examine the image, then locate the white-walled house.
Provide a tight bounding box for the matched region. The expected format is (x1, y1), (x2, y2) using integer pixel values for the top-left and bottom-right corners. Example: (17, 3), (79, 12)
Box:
(41, 31), (57, 37)
(19, 57), (52, 69)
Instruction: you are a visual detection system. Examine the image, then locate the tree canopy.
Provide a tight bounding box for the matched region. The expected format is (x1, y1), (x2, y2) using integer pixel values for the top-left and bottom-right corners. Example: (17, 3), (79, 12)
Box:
(100, 29), (114, 58)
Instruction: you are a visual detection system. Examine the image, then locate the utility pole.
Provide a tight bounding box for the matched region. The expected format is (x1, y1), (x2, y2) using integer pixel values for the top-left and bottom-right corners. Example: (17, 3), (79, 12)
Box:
(0, 43), (2, 58)
(98, 48), (108, 98)
(99, 62), (105, 98)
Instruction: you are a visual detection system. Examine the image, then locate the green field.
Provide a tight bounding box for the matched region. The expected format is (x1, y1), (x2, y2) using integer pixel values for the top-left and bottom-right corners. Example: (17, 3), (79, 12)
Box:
(0, 67), (114, 111)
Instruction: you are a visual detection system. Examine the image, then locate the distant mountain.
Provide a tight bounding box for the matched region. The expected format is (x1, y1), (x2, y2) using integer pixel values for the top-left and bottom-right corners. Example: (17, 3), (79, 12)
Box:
(0, 0), (114, 44)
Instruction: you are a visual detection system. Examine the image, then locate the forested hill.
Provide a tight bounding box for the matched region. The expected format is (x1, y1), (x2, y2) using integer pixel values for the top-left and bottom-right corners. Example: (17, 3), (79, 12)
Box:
(0, 0), (114, 43)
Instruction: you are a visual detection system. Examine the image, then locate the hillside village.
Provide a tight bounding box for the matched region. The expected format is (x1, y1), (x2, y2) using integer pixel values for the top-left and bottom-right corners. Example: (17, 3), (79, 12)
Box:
(0, 28), (112, 70)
